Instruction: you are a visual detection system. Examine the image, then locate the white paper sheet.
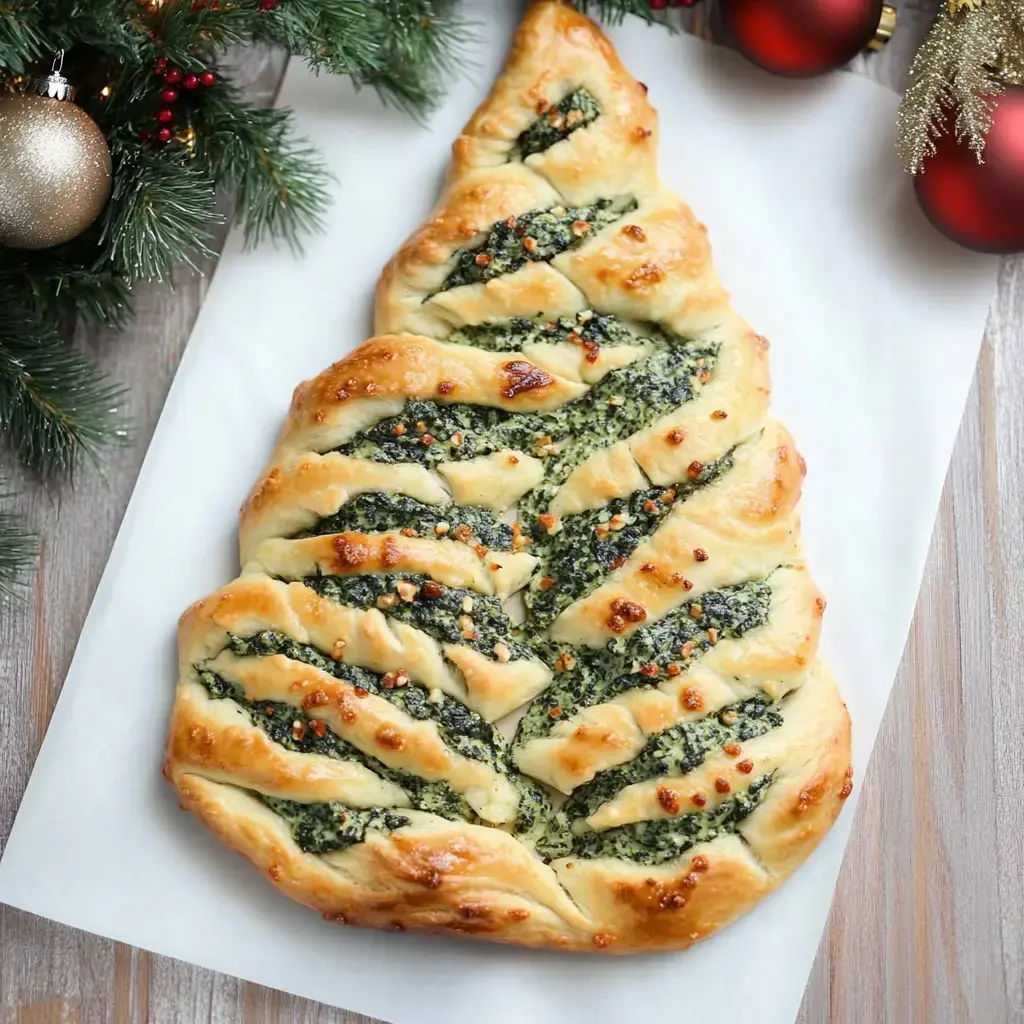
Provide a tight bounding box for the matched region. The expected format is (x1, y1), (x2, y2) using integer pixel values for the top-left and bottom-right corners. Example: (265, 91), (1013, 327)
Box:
(0, 8), (997, 1023)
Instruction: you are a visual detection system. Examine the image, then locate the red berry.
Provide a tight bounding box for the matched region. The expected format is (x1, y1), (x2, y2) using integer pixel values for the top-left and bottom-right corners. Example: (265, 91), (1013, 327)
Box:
(183, 74), (199, 90)
(160, 87), (179, 103)
(156, 55), (169, 68)
(649, 0), (668, 8)
(260, 0), (279, 8)
(156, 107), (174, 123)
(157, 126), (173, 143)
(164, 67), (182, 84)
(138, 129), (151, 141)
(199, 71), (215, 87)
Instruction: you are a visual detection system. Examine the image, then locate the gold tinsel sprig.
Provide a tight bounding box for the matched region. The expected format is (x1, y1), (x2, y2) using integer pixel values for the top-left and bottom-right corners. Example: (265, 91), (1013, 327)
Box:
(899, 0), (1024, 173)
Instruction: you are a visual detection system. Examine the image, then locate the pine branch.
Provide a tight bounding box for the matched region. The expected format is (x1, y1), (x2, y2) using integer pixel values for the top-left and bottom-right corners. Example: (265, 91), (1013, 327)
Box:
(100, 145), (221, 283)
(155, 1), (262, 66)
(3, 250), (133, 330)
(43, 1), (143, 64)
(570, 0), (664, 25)
(0, 3), (47, 72)
(0, 488), (37, 603)
(196, 98), (332, 249)
(0, 299), (128, 478)
(252, 0), (473, 114)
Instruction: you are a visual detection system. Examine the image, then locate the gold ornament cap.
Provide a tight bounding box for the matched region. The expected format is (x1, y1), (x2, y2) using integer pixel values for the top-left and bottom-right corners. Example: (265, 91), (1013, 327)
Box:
(868, 4), (898, 51)
(23, 50), (76, 101)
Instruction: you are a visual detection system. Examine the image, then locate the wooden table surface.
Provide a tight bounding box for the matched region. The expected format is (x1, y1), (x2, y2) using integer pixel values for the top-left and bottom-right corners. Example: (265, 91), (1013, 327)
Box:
(2, 3), (1022, 1022)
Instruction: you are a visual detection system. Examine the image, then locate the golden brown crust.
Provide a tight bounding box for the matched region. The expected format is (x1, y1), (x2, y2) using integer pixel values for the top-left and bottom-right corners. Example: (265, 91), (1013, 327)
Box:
(165, 0), (851, 954)
(166, 659), (848, 953)
(269, 334), (586, 466)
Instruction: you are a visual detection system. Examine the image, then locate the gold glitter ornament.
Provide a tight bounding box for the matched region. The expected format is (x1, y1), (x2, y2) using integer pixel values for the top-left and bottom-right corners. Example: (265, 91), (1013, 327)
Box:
(0, 52), (112, 250)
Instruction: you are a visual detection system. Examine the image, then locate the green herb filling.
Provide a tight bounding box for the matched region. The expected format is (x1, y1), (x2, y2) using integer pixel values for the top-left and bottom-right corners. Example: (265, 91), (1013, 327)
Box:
(335, 399), (547, 468)
(198, 669), (472, 820)
(519, 341), (718, 518)
(561, 696), (782, 821)
(568, 774), (774, 865)
(525, 452), (734, 626)
(301, 492), (511, 551)
(446, 310), (644, 354)
(226, 631), (510, 771)
(262, 796), (411, 855)
(516, 580), (773, 745)
(302, 572), (532, 661)
(517, 87), (601, 159)
(440, 198), (636, 292)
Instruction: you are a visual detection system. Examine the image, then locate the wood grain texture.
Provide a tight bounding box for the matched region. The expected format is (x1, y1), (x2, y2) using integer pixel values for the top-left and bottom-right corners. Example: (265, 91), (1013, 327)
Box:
(2, 4), (1022, 1022)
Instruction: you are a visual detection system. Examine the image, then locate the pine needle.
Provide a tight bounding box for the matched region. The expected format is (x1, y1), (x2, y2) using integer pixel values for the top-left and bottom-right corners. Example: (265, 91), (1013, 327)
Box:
(194, 94), (332, 250)
(570, 0), (665, 25)
(253, 0), (474, 114)
(0, 489), (37, 602)
(99, 147), (221, 283)
(0, 303), (128, 478)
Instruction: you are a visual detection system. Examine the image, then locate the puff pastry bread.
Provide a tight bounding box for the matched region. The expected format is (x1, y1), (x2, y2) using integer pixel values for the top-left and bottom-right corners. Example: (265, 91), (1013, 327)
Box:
(165, 0), (853, 954)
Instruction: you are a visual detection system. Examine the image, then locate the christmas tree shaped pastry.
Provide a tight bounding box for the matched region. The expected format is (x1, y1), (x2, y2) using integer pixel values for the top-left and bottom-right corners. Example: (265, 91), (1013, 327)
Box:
(165, 0), (852, 953)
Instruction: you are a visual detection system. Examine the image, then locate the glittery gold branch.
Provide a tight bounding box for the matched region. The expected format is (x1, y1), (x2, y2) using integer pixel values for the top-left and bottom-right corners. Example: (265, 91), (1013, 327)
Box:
(899, 0), (1024, 173)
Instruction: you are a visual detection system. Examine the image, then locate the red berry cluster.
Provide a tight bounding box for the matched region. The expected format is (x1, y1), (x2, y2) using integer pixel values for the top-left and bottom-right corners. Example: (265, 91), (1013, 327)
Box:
(141, 55), (215, 144)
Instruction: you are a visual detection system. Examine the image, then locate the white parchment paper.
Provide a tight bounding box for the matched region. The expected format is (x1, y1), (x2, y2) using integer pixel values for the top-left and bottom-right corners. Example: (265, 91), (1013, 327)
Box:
(0, 8), (998, 1023)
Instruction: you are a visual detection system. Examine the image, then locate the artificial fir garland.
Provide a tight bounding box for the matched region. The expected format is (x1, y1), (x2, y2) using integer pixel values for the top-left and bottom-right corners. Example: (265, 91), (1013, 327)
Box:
(0, 0), (667, 600)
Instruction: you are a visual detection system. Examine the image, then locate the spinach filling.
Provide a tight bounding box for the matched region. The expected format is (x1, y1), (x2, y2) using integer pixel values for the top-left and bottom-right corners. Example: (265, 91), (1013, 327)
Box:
(301, 572), (533, 662)
(300, 492), (512, 551)
(525, 452), (734, 626)
(332, 329), (713, 505)
(199, 670), (472, 820)
(568, 773), (774, 866)
(446, 310), (644, 355)
(518, 340), (718, 518)
(515, 580), (773, 745)
(226, 631), (511, 772)
(440, 197), (636, 292)
(560, 695), (782, 821)
(262, 796), (411, 855)
(335, 398), (547, 468)
(517, 87), (601, 159)
(513, 777), (557, 842)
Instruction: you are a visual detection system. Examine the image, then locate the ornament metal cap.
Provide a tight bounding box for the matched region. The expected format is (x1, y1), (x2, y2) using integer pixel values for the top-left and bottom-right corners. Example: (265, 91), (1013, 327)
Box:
(23, 50), (75, 102)
(868, 4), (898, 51)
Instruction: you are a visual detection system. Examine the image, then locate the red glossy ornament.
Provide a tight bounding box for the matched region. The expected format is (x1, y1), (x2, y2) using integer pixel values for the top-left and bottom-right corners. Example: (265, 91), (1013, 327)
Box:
(156, 126), (172, 143)
(199, 70), (216, 87)
(915, 86), (1024, 254)
(156, 107), (174, 123)
(160, 87), (178, 103)
(182, 73), (199, 90)
(164, 67), (182, 85)
(722, 0), (894, 78)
